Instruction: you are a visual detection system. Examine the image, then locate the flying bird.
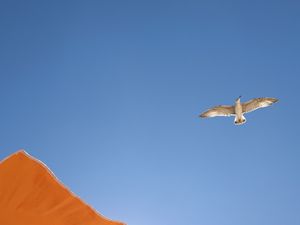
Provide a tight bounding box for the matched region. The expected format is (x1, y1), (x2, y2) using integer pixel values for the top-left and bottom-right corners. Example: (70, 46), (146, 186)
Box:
(199, 96), (278, 125)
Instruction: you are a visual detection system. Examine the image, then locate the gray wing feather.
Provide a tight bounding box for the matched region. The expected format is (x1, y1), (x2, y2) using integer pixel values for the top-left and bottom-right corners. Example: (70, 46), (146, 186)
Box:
(242, 97), (278, 113)
(200, 105), (235, 118)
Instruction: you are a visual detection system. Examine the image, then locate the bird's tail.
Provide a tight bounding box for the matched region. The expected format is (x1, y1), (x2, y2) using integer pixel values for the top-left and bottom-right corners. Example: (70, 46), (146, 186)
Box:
(234, 115), (246, 125)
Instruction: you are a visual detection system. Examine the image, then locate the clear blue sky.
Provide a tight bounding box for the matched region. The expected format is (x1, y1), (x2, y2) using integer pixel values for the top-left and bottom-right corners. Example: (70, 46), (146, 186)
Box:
(1, 1), (299, 225)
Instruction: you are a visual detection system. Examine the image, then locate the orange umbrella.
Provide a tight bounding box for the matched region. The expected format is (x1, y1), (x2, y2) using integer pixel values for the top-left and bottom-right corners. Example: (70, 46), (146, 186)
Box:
(0, 150), (125, 225)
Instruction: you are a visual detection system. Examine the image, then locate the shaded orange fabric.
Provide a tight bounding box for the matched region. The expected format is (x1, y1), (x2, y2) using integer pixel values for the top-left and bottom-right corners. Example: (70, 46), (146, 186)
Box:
(0, 151), (125, 225)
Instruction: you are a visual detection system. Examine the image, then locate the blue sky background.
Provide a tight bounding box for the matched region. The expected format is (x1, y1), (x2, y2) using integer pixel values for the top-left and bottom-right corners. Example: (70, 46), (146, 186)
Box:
(0, 1), (300, 225)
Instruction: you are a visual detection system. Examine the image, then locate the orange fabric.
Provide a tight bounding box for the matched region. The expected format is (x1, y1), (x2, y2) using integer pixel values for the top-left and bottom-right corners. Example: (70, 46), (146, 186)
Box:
(0, 151), (125, 225)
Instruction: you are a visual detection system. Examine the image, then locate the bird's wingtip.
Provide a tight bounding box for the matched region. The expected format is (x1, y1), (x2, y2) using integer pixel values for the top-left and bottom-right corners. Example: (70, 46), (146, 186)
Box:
(270, 97), (279, 103)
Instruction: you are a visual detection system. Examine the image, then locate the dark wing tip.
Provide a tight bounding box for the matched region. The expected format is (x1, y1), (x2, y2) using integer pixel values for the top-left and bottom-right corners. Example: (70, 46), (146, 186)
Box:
(199, 111), (208, 118)
(267, 97), (279, 104)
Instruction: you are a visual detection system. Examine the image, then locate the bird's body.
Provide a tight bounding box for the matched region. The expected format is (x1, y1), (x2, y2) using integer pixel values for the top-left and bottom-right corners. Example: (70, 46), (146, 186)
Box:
(234, 97), (246, 125)
(200, 96), (278, 125)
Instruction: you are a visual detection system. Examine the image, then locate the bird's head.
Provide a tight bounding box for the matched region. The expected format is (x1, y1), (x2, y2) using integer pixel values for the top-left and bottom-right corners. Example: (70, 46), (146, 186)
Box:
(235, 95), (242, 103)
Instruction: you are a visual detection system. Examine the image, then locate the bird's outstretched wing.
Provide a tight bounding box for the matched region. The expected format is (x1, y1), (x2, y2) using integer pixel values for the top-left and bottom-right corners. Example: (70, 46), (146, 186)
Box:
(200, 105), (235, 118)
(242, 97), (278, 113)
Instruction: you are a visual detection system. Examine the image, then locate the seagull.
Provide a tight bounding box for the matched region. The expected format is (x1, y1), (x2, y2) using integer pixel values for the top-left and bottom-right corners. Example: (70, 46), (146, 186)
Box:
(199, 96), (278, 125)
